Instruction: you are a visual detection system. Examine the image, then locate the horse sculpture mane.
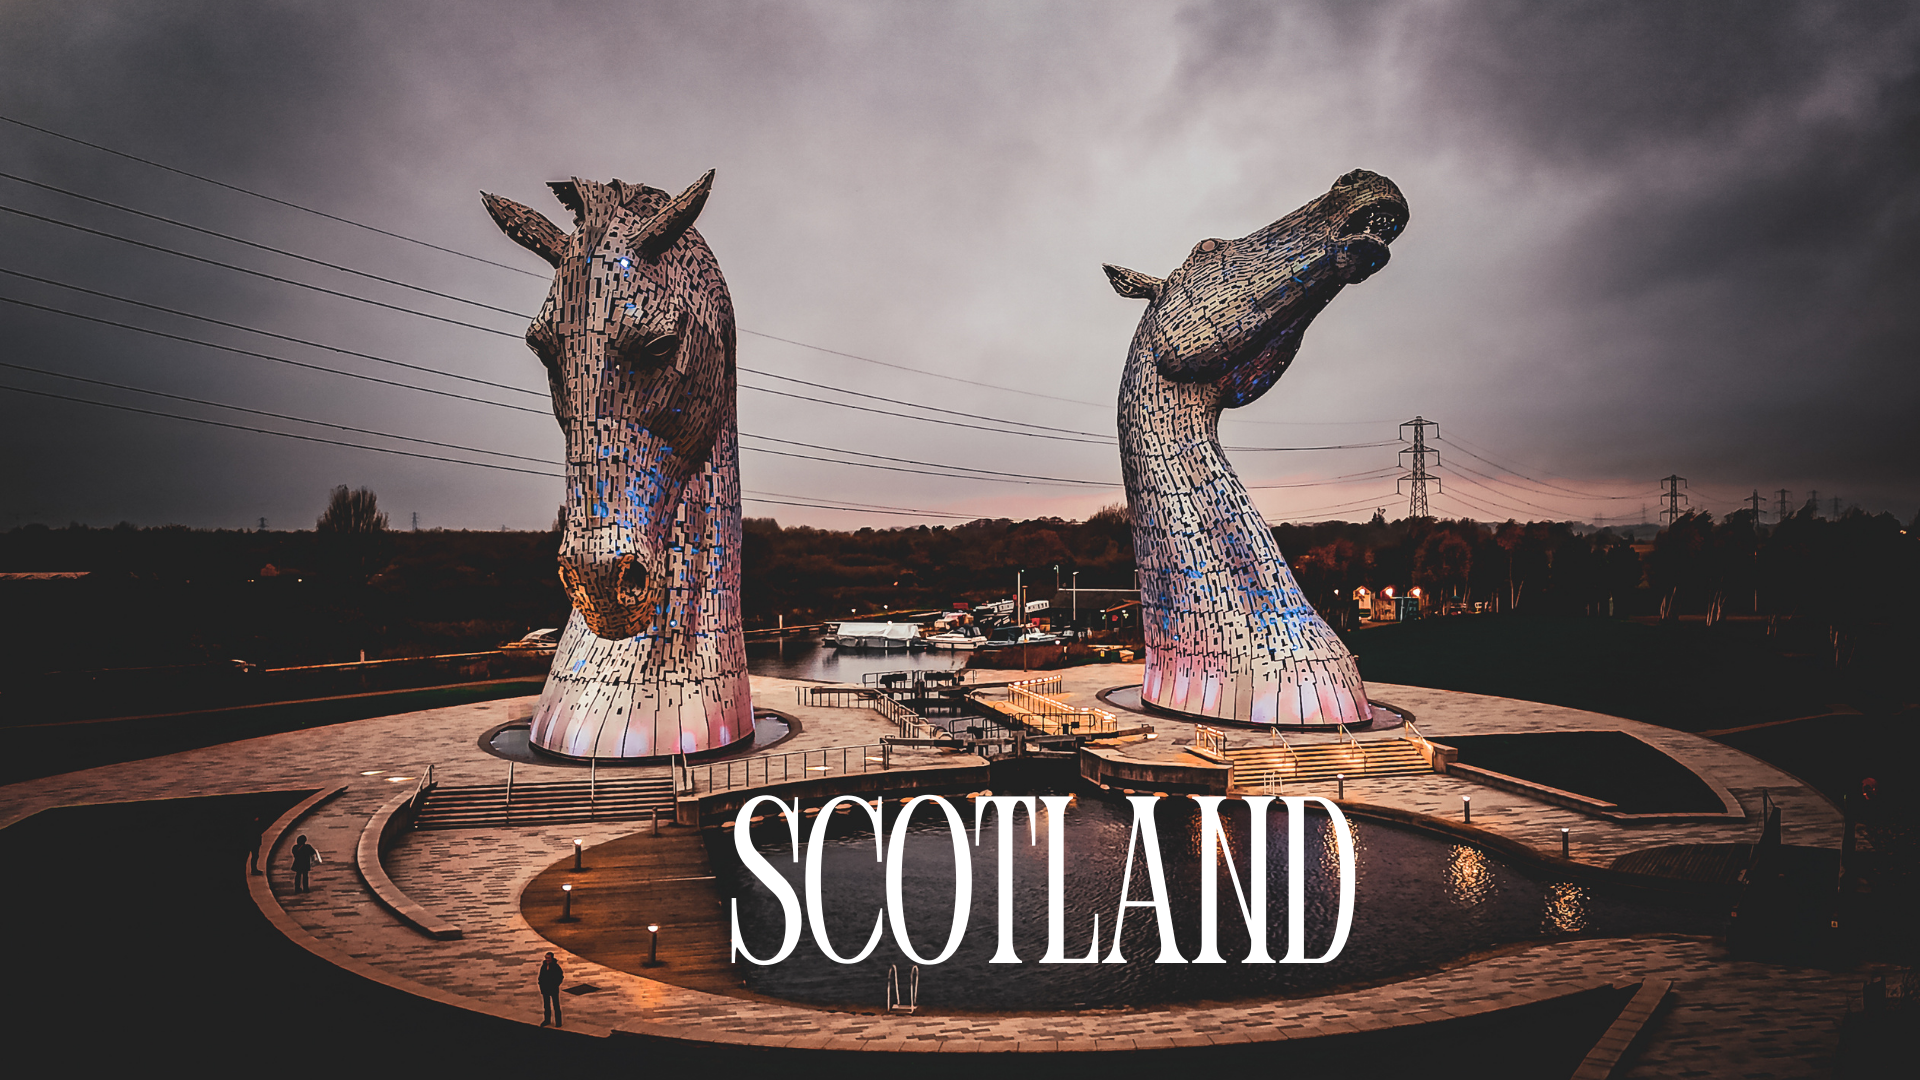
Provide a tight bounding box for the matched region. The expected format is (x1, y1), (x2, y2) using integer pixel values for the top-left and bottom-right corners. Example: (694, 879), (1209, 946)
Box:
(1107, 170), (1408, 726)
(483, 172), (750, 758)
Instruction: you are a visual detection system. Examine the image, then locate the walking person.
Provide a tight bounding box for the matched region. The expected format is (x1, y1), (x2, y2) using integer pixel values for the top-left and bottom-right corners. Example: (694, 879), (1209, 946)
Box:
(538, 952), (564, 1027)
(246, 813), (265, 875)
(290, 833), (321, 893)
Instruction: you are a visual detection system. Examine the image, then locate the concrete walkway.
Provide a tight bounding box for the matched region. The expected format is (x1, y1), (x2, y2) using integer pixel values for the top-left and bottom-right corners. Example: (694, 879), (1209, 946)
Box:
(0, 666), (1864, 1076)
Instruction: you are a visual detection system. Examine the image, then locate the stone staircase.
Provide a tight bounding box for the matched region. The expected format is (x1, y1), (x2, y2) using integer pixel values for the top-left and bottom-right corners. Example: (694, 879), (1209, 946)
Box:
(1225, 737), (1433, 790)
(411, 776), (675, 829)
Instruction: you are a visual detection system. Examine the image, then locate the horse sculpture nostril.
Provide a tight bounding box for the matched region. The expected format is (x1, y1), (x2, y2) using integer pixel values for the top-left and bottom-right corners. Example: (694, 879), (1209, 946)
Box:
(616, 554), (649, 604)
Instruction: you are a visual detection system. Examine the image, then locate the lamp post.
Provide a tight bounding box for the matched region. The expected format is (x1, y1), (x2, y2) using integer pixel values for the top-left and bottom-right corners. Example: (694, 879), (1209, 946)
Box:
(1016, 568), (1028, 672)
(1337, 773), (1345, 800)
(573, 838), (583, 871)
(561, 883), (574, 921)
(1561, 827), (1570, 858)
(1071, 571), (1079, 625)
(1462, 795), (1471, 824)
(646, 923), (661, 966)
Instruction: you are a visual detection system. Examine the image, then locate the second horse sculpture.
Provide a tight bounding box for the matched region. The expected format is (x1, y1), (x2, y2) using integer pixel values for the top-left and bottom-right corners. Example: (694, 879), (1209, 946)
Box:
(1106, 169), (1408, 726)
(483, 171), (750, 759)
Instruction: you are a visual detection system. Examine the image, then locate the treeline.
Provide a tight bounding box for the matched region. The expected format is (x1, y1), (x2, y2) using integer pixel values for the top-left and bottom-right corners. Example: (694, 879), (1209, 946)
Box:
(4, 503), (1912, 675)
(0, 522), (569, 675)
(740, 508), (1136, 625)
(1273, 508), (1916, 626)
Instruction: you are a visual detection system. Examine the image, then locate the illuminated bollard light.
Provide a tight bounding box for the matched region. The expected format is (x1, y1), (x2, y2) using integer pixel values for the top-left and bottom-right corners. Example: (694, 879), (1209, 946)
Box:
(646, 923), (661, 967)
(1462, 795), (1471, 824)
(573, 838), (583, 871)
(1337, 773), (1345, 800)
(1561, 827), (1570, 858)
(561, 883), (575, 921)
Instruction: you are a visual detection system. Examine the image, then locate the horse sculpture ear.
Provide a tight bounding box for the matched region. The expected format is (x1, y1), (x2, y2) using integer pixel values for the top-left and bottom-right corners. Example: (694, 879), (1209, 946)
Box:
(1104, 263), (1163, 300)
(636, 170), (715, 259)
(481, 193), (568, 268)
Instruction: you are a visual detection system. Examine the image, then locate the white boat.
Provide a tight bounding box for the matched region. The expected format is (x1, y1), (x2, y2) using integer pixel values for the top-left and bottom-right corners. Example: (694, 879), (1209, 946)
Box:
(924, 627), (987, 650)
(977, 626), (1062, 649)
(832, 621), (923, 650)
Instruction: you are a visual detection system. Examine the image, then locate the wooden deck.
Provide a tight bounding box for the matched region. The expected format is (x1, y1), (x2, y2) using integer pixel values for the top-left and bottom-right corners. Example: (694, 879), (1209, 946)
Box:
(521, 825), (748, 998)
(1609, 842), (1752, 884)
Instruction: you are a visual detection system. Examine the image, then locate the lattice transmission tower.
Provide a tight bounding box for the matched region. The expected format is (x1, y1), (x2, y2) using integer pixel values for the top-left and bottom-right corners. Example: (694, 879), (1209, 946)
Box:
(1659, 474), (1689, 524)
(1397, 416), (1440, 519)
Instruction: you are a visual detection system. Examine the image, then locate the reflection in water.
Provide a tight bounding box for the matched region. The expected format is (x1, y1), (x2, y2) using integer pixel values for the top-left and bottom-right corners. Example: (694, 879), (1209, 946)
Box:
(1446, 844), (1495, 908)
(1541, 882), (1590, 933)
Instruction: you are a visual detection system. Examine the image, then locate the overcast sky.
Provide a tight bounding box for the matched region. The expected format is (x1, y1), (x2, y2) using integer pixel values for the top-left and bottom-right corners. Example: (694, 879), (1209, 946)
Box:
(1, 0), (1915, 533)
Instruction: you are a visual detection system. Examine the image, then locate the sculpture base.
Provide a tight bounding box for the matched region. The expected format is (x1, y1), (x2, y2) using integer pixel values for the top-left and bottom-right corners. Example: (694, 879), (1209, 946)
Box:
(529, 611), (752, 759)
(1139, 647), (1373, 728)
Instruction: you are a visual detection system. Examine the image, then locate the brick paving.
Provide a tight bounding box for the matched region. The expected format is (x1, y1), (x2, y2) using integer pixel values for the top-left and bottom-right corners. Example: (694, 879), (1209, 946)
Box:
(0, 666), (1867, 1075)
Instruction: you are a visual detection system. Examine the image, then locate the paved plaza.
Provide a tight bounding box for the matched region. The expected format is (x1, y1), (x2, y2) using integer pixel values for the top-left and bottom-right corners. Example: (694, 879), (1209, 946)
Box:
(0, 665), (1869, 1075)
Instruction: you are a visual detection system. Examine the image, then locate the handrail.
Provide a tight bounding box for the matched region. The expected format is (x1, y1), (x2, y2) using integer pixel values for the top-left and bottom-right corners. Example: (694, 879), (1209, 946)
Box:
(677, 742), (893, 795)
(1194, 724), (1228, 757)
(886, 964), (920, 1014)
(1336, 723), (1366, 770)
(503, 760), (515, 824)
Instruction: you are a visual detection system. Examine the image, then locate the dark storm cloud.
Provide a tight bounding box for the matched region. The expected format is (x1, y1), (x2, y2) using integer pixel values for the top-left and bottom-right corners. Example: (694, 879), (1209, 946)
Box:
(1170, 0), (1920, 509)
(1, 1), (1915, 531)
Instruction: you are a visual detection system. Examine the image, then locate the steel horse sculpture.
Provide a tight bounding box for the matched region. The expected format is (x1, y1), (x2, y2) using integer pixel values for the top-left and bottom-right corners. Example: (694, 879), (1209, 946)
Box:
(1106, 170), (1408, 726)
(483, 172), (750, 758)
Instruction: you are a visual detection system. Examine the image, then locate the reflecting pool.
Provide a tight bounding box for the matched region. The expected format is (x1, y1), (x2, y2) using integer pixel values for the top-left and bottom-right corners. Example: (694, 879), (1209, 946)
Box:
(713, 794), (1713, 1010)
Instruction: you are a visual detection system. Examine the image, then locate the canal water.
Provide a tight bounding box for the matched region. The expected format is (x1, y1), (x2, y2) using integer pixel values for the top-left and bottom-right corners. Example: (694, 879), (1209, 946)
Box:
(746, 635), (970, 683)
(714, 795), (1714, 1010)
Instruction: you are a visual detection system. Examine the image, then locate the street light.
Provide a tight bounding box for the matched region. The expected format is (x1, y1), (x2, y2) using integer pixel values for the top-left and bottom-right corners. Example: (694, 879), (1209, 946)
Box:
(573, 837), (583, 871)
(646, 923), (661, 966)
(1071, 571), (1080, 624)
(561, 883), (575, 921)
(1461, 795), (1471, 824)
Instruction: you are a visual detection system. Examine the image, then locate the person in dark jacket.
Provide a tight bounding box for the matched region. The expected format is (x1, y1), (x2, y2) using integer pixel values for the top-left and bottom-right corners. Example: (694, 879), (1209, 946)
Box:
(290, 834), (320, 893)
(539, 952), (564, 1027)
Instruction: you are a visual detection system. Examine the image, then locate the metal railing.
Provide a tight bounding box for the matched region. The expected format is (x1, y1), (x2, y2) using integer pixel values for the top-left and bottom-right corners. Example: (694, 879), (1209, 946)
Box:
(862, 668), (976, 689)
(796, 685), (884, 708)
(1194, 724), (1228, 757)
(986, 682), (1123, 736)
(887, 964), (920, 1014)
(675, 743), (892, 795)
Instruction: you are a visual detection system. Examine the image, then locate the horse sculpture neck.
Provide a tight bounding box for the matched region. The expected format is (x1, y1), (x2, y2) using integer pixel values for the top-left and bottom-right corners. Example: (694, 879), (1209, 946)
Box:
(1108, 170), (1407, 726)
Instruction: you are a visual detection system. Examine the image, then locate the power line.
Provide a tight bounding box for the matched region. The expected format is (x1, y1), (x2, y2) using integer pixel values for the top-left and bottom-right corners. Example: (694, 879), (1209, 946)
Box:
(0, 202), (522, 338)
(0, 361), (556, 464)
(0, 170), (530, 319)
(738, 366), (1113, 439)
(0, 266), (546, 397)
(740, 433), (1115, 487)
(0, 142), (1394, 430)
(1435, 433), (1646, 499)
(0, 381), (562, 477)
(0, 111), (545, 277)
(0, 292), (549, 414)
(0, 378), (987, 521)
(1263, 492), (1403, 524)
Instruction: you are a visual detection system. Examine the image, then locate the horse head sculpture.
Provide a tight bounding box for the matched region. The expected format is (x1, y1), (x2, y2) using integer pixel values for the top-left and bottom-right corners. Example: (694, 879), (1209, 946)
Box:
(1107, 170), (1408, 726)
(483, 173), (750, 758)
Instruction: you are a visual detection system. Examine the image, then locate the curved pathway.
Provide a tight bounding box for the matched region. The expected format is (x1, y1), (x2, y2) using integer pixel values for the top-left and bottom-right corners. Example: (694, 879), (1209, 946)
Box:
(0, 667), (1861, 1075)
